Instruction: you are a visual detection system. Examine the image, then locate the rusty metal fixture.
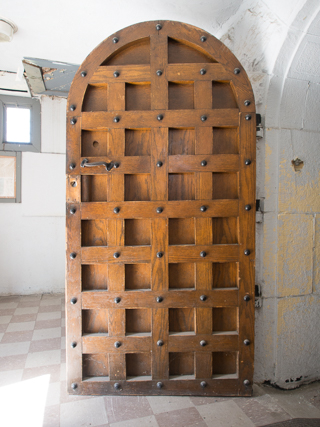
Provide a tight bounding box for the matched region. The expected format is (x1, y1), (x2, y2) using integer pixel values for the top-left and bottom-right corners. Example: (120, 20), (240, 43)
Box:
(156, 70), (163, 76)
(245, 204), (251, 211)
(244, 295), (250, 302)
(69, 163), (76, 170)
(245, 114), (252, 121)
(200, 340), (207, 346)
(114, 162), (120, 168)
(157, 252), (163, 258)
(201, 115), (207, 122)
(70, 180), (77, 187)
(81, 71), (87, 77)
(245, 159), (251, 165)
(70, 104), (76, 111)
(200, 205), (207, 212)
(243, 379), (250, 386)
(201, 160), (207, 166)
(200, 251), (206, 258)
(200, 68), (206, 75)
(244, 100), (251, 106)
(112, 37), (119, 43)
(244, 249), (250, 256)
(80, 158), (114, 171)
(114, 297), (121, 304)
(156, 24), (162, 31)
(157, 382), (163, 389)
(234, 68), (240, 74)
(70, 208), (76, 215)
(200, 381), (207, 388)
(70, 117), (77, 125)
(156, 161), (163, 167)
(157, 114), (163, 121)
(114, 382), (121, 389)
(113, 252), (120, 259)
(157, 340), (164, 346)
(71, 342), (77, 348)
(113, 207), (120, 214)
(114, 341), (121, 348)
(244, 339), (250, 346)
(71, 383), (78, 390)
(70, 297), (77, 305)
(156, 296), (163, 303)
(70, 252), (76, 260)
(156, 207), (163, 214)
(200, 36), (207, 42)
(113, 71), (120, 78)
(200, 295), (207, 301)
(113, 116), (120, 123)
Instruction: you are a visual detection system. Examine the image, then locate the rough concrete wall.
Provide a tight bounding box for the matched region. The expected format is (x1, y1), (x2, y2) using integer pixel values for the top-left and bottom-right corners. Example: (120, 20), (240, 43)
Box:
(258, 2), (320, 388)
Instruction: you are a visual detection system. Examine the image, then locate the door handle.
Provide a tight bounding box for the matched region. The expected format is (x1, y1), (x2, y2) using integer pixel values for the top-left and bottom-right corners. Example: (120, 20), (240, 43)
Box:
(80, 158), (114, 171)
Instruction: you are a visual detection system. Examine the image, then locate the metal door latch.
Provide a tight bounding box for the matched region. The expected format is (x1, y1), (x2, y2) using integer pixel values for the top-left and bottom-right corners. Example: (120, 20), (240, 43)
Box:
(80, 158), (114, 171)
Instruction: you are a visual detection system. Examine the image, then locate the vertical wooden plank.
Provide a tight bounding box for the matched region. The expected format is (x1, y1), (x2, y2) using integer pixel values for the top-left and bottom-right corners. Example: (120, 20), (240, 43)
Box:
(150, 34), (168, 110)
(107, 86), (126, 381)
(194, 81), (214, 379)
(66, 203), (82, 391)
(238, 112), (256, 395)
(151, 128), (168, 201)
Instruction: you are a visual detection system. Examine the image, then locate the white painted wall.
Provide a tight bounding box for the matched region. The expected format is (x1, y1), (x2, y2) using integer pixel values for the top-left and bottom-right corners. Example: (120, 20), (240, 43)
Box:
(0, 97), (66, 294)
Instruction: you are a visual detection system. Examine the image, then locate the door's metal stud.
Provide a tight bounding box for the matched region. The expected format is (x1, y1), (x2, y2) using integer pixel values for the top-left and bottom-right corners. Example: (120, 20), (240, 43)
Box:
(114, 341), (121, 348)
(200, 381), (207, 388)
(200, 295), (207, 301)
(81, 71), (87, 77)
(234, 68), (240, 74)
(156, 24), (162, 31)
(70, 105), (76, 111)
(200, 36), (207, 42)
(156, 207), (163, 214)
(70, 117), (77, 125)
(200, 68), (206, 75)
(157, 340), (164, 346)
(113, 116), (120, 123)
(200, 340), (207, 346)
(71, 342), (77, 348)
(244, 295), (250, 302)
(114, 382), (121, 390)
(113, 252), (120, 259)
(244, 249), (250, 256)
(113, 71), (120, 78)
(113, 207), (120, 214)
(244, 339), (250, 346)
(70, 252), (77, 260)
(245, 114), (252, 121)
(245, 159), (252, 165)
(70, 297), (77, 305)
(157, 252), (163, 258)
(114, 162), (120, 168)
(156, 296), (163, 303)
(70, 180), (77, 187)
(156, 70), (163, 76)
(244, 100), (251, 106)
(112, 37), (119, 43)
(243, 379), (250, 386)
(114, 297), (121, 304)
(200, 205), (207, 212)
(69, 163), (76, 170)
(157, 114), (163, 121)
(245, 204), (251, 211)
(201, 160), (207, 166)
(157, 381), (163, 389)
(201, 115), (207, 122)
(70, 208), (76, 215)
(156, 161), (163, 167)
(200, 251), (207, 258)
(71, 383), (78, 390)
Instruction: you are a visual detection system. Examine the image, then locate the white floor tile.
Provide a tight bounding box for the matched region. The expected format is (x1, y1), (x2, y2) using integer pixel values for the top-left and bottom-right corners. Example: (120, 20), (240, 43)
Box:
(197, 400), (255, 427)
(32, 327), (62, 341)
(6, 321), (35, 332)
(60, 397), (108, 427)
(146, 395), (194, 415)
(0, 342), (30, 357)
(25, 349), (61, 368)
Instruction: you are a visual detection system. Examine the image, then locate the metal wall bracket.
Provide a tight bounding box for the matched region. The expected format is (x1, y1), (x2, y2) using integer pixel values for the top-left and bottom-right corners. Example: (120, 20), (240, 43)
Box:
(256, 114), (263, 139)
(255, 284), (262, 308)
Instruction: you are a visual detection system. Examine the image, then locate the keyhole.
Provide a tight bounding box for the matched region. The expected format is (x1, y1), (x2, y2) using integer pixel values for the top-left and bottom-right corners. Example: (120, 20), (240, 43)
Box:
(93, 140), (99, 148)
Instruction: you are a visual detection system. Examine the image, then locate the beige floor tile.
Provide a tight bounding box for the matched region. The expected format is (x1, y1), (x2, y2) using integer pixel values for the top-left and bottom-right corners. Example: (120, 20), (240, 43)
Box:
(6, 321), (35, 332)
(46, 381), (61, 406)
(60, 397), (108, 427)
(146, 395), (194, 415)
(270, 393), (320, 418)
(0, 302), (19, 310)
(32, 327), (62, 341)
(25, 349), (61, 368)
(0, 341), (30, 357)
(14, 306), (39, 315)
(197, 400), (255, 427)
(37, 311), (61, 321)
(0, 316), (12, 325)
(110, 415), (159, 427)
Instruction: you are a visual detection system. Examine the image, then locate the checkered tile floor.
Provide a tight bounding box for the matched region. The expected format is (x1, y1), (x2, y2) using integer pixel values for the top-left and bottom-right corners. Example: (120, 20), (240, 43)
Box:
(0, 294), (319, 427)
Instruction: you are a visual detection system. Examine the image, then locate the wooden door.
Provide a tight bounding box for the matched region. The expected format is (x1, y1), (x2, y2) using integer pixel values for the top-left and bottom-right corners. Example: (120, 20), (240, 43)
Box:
(66, 21), (256, 396)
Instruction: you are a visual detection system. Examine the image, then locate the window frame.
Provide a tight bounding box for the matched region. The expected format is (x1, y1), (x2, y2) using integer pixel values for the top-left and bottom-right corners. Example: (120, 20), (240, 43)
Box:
(0, 151), (21, 203)
(0, 95), (40, 152)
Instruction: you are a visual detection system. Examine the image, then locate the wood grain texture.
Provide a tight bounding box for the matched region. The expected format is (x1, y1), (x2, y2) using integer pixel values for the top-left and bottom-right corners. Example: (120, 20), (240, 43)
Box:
(66, 20), (255, 397)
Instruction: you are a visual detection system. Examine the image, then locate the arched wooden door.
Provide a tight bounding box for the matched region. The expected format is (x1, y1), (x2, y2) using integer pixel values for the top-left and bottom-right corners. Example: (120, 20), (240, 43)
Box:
(66, 20), (256, 396)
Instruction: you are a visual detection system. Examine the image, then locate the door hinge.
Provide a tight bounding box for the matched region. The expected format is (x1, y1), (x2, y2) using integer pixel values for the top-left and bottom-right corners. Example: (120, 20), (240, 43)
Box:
(255, 284), (262, 308)
(256, 199), (264, 223)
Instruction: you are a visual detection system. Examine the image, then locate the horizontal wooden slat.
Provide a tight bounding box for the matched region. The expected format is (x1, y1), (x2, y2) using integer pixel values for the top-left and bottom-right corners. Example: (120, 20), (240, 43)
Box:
(79, 156), (150, 174)
(169, 154), (239, 172)
(81, 200), (239, 219)
(166, 63), (230, 81)
(82, 335), (151, 353)
(81, 246), (151, 264)
(168, 333), (238, 352)
(90, 65), (151, 84)
(82, 289), (239, 309)
(76, 378), (241, 396)
(81, 109), (239, 129)
(168, 244), (239, 262)
(78, 155), (239, 174)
